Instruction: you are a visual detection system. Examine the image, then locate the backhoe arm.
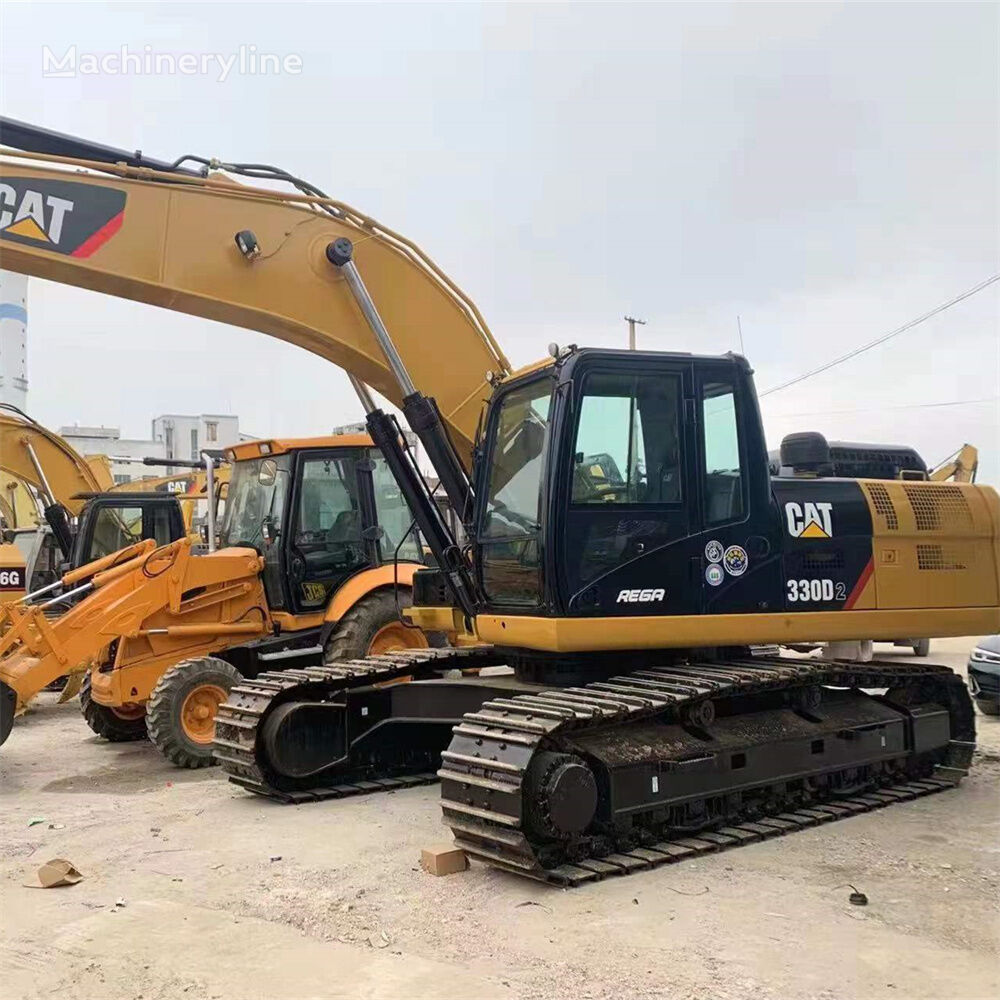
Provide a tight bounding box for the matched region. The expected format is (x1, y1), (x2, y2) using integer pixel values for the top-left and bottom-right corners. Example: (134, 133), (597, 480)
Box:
(0, 143), (512, 464)
(0, 538), (267, 728)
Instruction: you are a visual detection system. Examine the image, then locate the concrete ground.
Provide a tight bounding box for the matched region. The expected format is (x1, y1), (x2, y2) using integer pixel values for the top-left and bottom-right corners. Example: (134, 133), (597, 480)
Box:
(1, 637), (997, 1000)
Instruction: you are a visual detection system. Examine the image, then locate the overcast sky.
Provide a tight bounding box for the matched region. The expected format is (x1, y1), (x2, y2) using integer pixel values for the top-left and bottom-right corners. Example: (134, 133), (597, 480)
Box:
(2, 2), (998, 478)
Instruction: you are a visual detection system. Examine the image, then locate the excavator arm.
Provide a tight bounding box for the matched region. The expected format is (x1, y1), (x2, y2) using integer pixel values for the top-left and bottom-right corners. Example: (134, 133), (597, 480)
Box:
(0, 406), (112, 517)
(930, 443), (979, 483)
(0, 136), (511, 465)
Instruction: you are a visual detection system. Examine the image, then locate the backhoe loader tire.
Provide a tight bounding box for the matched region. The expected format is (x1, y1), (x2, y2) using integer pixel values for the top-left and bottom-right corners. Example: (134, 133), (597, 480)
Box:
(0, 681), (16, 747)
(323, 588), (442, 662)
(80, 673), (148, 742)
(146, 657), (241, 769)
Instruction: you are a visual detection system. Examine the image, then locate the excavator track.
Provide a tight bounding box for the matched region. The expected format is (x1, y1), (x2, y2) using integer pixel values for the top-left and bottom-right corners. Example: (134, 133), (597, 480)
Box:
(214, 645), (504, 801)
(439, 656), (975, 885)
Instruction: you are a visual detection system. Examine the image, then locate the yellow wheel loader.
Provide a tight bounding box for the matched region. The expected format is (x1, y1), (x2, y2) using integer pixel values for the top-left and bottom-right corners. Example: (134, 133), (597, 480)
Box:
(1, 119), (997, 882)
(0, 434), (436, 766)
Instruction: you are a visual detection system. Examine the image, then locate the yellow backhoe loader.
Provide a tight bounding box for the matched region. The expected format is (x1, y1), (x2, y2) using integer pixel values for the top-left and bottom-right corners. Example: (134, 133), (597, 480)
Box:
(0, 432), (437, 765)
(1, 120), (997, 884)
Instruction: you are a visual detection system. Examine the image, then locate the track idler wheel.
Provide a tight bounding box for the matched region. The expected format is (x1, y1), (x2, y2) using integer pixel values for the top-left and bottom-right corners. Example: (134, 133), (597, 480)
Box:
(683, 699), (715, 729)
(524, 752), (598, 841)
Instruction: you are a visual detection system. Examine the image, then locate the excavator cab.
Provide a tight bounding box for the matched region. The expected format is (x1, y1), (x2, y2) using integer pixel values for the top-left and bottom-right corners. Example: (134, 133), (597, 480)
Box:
(473, 349), (775, 622)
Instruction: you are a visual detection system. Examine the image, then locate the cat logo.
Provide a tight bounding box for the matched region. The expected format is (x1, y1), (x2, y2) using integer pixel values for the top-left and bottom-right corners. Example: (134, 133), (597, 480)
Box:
(0, 178), (126, 257)
(785, 501), (834, 539)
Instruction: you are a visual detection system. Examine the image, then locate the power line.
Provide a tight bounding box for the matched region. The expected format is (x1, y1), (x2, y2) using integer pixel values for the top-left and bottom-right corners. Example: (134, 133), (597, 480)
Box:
(765, 395), (998, 419)
(759, 273), (1000, 397)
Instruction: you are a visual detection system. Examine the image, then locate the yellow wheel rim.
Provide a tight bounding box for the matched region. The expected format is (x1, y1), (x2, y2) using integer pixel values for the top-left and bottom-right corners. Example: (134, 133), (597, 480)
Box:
(180, 684), (228, 744)
(110, 703), (145, 721)
(367, 622), (429, 655)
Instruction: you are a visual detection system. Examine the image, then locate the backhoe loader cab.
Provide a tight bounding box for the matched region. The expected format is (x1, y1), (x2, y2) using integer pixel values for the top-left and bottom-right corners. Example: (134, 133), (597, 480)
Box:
(220, 436), (423, 623)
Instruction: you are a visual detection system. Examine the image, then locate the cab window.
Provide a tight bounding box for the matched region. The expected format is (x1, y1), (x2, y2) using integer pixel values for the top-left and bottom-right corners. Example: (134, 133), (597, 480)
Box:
(479, 378), (552, 605)
(219, 455), (291, 549)
(701, 380), (744, 524)
(90, 506), (143, 558)
(572, 372), (682, 504)
(371, 454), (421, 562)
(295, 457), (365, 555)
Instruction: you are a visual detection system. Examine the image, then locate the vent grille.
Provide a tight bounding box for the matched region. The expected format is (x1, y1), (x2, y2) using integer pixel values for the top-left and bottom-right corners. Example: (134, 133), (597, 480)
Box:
(903, 484), (973, 531)
(864, 482), (898, 530)
(797, 551), (846, 572)
(916, 544), (970, 571)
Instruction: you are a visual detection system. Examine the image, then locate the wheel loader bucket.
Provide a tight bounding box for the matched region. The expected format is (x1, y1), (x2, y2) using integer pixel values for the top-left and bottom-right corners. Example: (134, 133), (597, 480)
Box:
(57, 670), (85, 704)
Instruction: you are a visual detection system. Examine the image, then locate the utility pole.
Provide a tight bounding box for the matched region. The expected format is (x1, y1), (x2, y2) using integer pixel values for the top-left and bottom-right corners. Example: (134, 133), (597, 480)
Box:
(624, 315), (646, 350)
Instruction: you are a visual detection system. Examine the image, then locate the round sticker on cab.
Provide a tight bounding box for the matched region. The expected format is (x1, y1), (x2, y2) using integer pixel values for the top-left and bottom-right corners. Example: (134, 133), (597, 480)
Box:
(723, 545), (748, 576)
(705, 563), (725, 587)
(704, 540), (724, 564)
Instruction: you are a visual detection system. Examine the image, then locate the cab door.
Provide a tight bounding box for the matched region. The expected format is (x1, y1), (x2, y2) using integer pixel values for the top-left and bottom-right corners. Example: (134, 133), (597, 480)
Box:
(692, 364), (784, 615)
(553, 356), (701, 617)
(285, 450), (374, 614)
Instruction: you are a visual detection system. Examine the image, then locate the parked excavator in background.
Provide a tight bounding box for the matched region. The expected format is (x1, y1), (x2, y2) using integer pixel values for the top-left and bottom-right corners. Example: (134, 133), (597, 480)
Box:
(1, 404), (114, 602)
(1, 473), (40, 529)
(929, 444), (978, 484)
(0, 119), (996, 885)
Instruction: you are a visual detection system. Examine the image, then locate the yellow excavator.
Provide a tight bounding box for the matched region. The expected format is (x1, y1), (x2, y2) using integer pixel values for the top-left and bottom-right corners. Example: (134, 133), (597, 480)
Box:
(930, 444), (978, 484)
(1, 473), (43, 529)
(1, 120), (997, 884)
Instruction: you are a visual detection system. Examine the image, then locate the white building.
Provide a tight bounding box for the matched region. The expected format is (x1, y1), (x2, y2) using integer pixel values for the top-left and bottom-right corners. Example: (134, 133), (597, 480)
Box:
(152, 414), (248, 462)
(0, 271), (29, 412)
(61, 413), (251, 485)
(59, 425), (167, 485)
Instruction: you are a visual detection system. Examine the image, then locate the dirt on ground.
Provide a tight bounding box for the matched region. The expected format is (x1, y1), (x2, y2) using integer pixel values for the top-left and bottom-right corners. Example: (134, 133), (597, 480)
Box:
(1, 637), (998, 1000)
